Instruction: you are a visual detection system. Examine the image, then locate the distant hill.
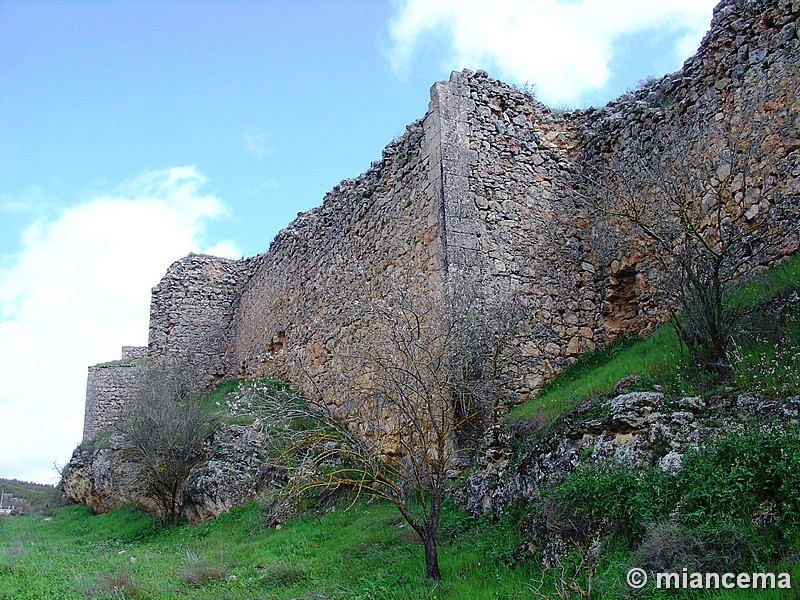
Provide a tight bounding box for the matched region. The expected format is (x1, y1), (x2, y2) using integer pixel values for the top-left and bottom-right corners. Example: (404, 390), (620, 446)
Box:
(0, 478), (61, 515)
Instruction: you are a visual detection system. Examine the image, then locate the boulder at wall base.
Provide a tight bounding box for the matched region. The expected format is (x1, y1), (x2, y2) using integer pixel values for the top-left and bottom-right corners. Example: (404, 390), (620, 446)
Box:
(59, 420), (277, 522)
(59, 445), (126, 514)
(182, 421), (279, 523)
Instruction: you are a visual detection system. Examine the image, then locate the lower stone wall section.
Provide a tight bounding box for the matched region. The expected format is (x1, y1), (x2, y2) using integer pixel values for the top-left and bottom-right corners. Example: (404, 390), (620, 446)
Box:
(82, 351), (145, 441)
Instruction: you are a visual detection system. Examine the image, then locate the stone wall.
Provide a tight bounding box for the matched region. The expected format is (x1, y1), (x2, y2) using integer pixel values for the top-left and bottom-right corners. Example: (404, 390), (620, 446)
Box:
(233, 117), (446, 392)
(232, 69), (590, 399)
(121, 346), (147, 360)
(82, 348), (146, 441)
(449, 71), (596, 394)
(574, 0), (800, 328)
(81, 0), (800, 438)
(429, 0), (800, 394)
(147, 253), (257, 388)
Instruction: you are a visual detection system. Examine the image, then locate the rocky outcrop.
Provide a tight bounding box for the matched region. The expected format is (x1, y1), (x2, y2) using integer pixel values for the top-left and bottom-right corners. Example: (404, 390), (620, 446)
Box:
(60, 445), (126, 514)
(182, 421), (277, 523)
(60, 420), (275, 523)
(458, 389), (800, 516)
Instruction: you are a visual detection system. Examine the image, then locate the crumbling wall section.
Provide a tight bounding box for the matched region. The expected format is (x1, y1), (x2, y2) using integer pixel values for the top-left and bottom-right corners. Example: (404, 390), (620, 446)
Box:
(147, 253), (256, 387)
(121, 346), (147, 360)
(575, 0), (800, 335)
(423, 0), (799, 393)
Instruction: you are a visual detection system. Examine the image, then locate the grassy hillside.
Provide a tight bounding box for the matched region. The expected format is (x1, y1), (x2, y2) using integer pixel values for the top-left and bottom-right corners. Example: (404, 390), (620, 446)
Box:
(494, 252), (800, 598)
(0, 499), (543, 599)
(509, 252), (800, 423)
(4, 254), (798, 599)
(2, 497), (796, 599)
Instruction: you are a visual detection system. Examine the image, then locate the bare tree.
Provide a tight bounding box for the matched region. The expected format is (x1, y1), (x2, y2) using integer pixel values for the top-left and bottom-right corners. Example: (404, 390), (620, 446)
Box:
(116, 363), (212, 526)
(250, 274), (520, 580)
(581, 123), (788, 380)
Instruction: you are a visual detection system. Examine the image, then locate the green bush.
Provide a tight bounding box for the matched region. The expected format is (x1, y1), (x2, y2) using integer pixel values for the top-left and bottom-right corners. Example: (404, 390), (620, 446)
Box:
(677, 427), (800, 541)
(542, 426), (800, 575)
(547, 464), (676, 547)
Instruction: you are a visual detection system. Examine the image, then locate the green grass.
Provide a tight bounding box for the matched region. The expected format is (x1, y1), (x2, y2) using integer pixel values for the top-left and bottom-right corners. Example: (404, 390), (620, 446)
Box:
(0, 500), (541, 600)
(196, 376), (298, 425)
(195, 377), (241, 418)
(507, 325), (682, 421)
(729, 252), (800, 311)
(5, 499), (794, 599)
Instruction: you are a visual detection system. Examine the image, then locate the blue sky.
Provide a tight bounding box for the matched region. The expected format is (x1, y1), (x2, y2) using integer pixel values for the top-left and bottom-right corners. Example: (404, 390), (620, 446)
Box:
(0, 0), (717, 483)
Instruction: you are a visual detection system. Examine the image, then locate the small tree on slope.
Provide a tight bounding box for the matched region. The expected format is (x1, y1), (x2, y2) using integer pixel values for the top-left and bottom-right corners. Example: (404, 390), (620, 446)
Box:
(116, 363), (212, 526)
(250, 274), (520, 580)
(580, 123), (791, 381)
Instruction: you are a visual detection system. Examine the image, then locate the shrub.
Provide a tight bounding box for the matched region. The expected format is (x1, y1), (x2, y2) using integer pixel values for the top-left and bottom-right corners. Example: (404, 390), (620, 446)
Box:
(546, 463), (675, 547)
(87, 566), (141, 598)
(540, 426), (800, 566)
(677, 427), (800, 541)
(257, 561), (306, 586)
(635, 522), (705, 573)
(116, 363), (213, 526)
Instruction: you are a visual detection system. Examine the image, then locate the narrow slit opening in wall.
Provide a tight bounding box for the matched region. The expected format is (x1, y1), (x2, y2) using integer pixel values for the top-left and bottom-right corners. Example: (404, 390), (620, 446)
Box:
(605, 267), (638, 340)
(266, 331), (286, 354)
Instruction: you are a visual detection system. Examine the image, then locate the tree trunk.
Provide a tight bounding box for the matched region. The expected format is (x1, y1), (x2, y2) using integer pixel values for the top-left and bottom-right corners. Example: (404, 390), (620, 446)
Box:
(396, 504), (442, 581)
(422, 532), (441, 581)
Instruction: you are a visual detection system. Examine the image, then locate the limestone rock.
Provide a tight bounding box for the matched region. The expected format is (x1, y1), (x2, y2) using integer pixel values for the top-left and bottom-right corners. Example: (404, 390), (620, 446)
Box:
(458, 392), (800, 516)
(60, 421), (277, 523)
(59, 446), (125, 514)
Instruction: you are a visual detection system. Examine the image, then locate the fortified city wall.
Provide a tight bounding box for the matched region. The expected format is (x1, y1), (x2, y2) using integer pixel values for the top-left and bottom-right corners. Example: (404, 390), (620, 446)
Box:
(233, 116), (445, 396)
(82, 346), (147, 441)
(82, 0), (800, 441)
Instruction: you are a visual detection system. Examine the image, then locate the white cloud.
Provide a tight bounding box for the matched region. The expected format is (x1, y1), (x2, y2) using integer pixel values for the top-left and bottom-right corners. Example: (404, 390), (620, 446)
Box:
(387, 0), (717, 105)
(203, 240), (243, 259)
(0, 166), (240, 484)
